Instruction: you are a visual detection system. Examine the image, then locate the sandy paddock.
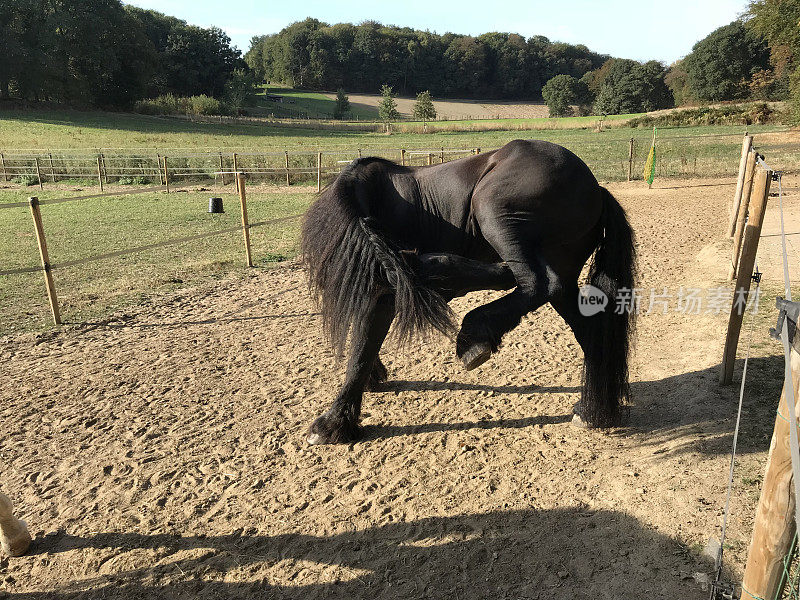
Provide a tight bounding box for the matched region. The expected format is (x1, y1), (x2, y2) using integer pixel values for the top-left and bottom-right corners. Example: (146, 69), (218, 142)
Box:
(1, 175), (798, 599)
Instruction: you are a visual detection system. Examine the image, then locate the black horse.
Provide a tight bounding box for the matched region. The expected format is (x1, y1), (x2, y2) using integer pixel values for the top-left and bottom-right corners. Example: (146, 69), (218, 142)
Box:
(301, 139), (636, 444)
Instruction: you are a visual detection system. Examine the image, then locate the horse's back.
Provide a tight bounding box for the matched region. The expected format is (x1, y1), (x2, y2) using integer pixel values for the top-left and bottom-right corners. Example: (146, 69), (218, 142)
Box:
(471, 139), (603, 246)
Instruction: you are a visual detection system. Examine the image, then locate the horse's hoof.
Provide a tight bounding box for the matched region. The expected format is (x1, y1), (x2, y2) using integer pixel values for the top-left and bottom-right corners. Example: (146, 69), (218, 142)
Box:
(461, 342), (492, 371)
(571, 413), (588, 429)
(306, 413), (361, 445)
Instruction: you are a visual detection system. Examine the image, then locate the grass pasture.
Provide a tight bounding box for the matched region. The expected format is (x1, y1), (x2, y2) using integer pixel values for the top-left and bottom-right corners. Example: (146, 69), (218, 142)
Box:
(1, 106), (797, 334)
(0, 184), (314, 333)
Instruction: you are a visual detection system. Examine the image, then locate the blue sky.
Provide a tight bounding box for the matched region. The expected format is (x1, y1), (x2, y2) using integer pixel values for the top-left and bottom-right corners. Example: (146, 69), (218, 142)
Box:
(125, 0), (750, 64)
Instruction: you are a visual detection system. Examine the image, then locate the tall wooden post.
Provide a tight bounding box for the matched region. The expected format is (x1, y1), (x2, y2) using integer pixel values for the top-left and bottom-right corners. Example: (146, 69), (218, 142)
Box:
(316, 151), (322, 192)
(427, 153), (433, 166)
(400, 149), (406, 166)
(441, 147), (444, 164)
(357, 149), (362, 158)
(163, 156), (169, 193)
(627, 138), (634, 181)
(34, 158), (43, 190)
(729, 134), (754, 237)
(48, 153), (55, 182)
(156, 154), (163, 185)
(284, 150), (290, 186)
(237, 173), (253, 267)
(720, 167), (771, 384)
(741, 333), (800, 600)
(100, 153), (107, 185)
(28, 197), (61, 325)
(0, 153), (7, 182)
(97, 156), (104, 191)
(476, 148), (481, 154)
(728, 149), (758, 281)
(232, 153), (239, 193)
(218, 153), (225, 185)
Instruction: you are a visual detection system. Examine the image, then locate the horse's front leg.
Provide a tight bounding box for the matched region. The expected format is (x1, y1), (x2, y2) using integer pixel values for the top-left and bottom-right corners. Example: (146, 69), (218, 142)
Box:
(307, 294), (395, 445)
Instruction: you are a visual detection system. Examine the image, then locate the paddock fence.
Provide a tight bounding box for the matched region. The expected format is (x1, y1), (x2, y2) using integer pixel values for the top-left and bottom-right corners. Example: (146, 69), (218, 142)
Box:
(2, 131), (796, 192)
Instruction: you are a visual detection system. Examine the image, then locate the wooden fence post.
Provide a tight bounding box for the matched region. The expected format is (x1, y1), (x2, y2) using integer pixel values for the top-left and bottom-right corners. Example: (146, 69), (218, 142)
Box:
(628, 138), (634, 181)
(441, 147), (444, 164)
(97, 156), (104, 191)
(0, 153), (7, 182)
(48, 153), (55, 182)
(100, 153), (107, 185)
(401, 149), (406, 166)
(317, 151), (322, 192)
(357, 149), (362, 158)
(34, 158), (43, 190)
(720, 167), (772, 384)
(284, 150), (290, 186)
(728, 149), (758, 281)
(233, 153), (239, 193)
(218, 153), (225, 186)
(427, 153), (433, 166)
(741, 337), (800, 600)
(729, 134), (754, 237)
(163, 156), (169, 193)
(237, 173), (253, 267)
(476, 148), (481, 154)
(28, 197), (61, 325)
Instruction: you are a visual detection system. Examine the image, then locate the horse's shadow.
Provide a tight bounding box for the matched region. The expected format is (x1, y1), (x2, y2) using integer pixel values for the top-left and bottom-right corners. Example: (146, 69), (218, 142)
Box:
(15, 507), (707, 599)
(363, 354), (784, 457)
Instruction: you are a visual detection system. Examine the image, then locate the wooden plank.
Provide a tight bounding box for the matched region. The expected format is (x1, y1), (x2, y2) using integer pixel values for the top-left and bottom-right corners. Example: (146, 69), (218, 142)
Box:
(728, 134), (754, 237)
(28, 197), (61, 325)
(0, 153), (7, 182)
(741, 342), (800, 599)
(233, 153), (239, 193)
(285, 150), (290, 186)
(237, 173), (253, 267)
(97, 156), (104, 191)
(34, 157), (43, 190)
(48, 153), (55, 182)
(728, 149), (758, 281)
(720, 167), (771, 384)
(317, 151), (322, 192)
(163, 156), (169, 193)
(628, 138), (634, 181)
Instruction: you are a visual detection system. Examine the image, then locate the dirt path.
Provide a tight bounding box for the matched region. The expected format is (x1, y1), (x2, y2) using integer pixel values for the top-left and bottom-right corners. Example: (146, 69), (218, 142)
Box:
(1, 176), (797, 599)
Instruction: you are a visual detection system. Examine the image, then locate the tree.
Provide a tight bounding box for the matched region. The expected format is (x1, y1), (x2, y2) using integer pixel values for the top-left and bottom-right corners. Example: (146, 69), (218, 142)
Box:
(224, 68), (257, 112)
(412, 90), (436, 130)
(334, 88), (350, 119)
(747, 0), (800, 119)
(541, 74), (586, 117)
(593, 59), (673, 114)
(683, 21), (770, 101)
(378, 84), (400, 128)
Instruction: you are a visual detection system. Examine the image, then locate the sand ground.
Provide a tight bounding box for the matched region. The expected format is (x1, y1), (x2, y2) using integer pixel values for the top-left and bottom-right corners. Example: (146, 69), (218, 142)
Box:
(2, 174), (799, 599)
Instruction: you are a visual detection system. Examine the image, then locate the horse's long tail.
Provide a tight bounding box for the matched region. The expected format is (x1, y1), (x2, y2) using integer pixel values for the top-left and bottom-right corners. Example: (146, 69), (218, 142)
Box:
(582, 187), (637, 427)
(301, 178), (454, 355)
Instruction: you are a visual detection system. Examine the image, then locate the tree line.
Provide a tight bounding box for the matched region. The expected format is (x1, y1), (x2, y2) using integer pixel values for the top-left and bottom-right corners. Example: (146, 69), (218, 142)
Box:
(0, 0), (244, 107)
(245, 18), (611, 100)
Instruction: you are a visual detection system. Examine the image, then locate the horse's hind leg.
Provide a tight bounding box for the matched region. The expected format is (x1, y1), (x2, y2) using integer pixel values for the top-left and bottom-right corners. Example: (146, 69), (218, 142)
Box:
(456, 249), (554, 370)
(307, 294), (395, 445)
(366, 357), (388, 391)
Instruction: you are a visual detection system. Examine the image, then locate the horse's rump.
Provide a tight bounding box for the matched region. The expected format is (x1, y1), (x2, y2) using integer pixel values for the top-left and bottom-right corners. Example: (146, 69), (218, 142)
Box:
(301, 160), (454, 355)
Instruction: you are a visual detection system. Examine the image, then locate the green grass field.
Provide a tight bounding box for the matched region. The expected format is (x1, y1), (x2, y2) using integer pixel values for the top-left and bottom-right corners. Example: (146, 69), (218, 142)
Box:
(0, 106), (795, 334)
(0, 185), (313, 333)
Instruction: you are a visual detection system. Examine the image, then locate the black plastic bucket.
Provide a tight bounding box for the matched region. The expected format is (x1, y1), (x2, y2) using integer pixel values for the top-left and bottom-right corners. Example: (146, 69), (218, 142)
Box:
(208, 197), (224, 213)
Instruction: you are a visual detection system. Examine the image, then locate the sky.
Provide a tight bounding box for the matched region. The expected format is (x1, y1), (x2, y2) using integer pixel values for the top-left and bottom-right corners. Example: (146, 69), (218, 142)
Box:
(125, 0), (751, 65)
